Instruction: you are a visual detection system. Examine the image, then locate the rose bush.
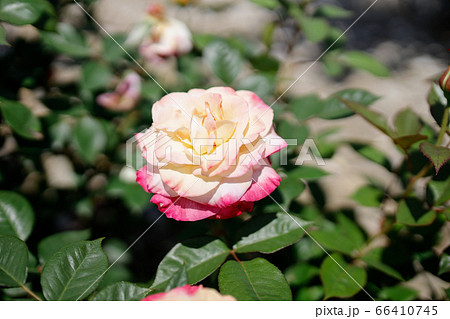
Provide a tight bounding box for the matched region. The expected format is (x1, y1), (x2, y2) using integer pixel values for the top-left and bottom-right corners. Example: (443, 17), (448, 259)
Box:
(136, 87), (287, 221)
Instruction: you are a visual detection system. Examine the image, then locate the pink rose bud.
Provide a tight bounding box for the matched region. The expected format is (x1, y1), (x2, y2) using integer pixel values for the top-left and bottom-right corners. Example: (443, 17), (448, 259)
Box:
(97, 72), (141, 112)
(136, 87), (288, 221)
(141, 285), (235, 301)
(439, 65), (450, 93)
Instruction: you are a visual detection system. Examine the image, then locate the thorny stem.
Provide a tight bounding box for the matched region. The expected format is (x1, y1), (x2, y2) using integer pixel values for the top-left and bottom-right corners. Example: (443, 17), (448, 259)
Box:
(20, 283), (42, 301)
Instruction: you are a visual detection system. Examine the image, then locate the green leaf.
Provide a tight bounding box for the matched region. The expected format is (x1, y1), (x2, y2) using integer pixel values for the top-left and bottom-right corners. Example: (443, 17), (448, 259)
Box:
(0, 236), (28, 287)
(289, 94), (325, 121)
(393, 134), (428, 150)
(355, 145), (390, 168)
(318, 89), (379, 120)
(294, 237), (324, 261)
(299, 17), (330, 42)
(0, 24), (9, 45)
(394, 108), (422, 136)
(81, 61), (112, 91)
(316, 4), (352, 18)
(248, 55), (279, 73)
(41, 238), (108, 301)
(420, 142), (450, 174)
(41, 23), (91, 58)
(378, 285), (417, 301)
(37, 229), (91, 264)
(0, 191), (35, 241)
(164, 265), (189, 292)
(285, 263), (319, 286)
(311, 214), (365, 256)
(396, 198), (436, 227)
(102, 34), (127, 63)
(351, 185), (384, 207)
(339, 51), (390, 77)
(439, 253), (450, 275)
(289, 166), (329, 180)
(339, 98), (393, 136)
(428, 179), (450, 206)
(219, 258), (292, 301)
(250, 0), (279, 9)
(233, 213), (311, 253)
(0, 98), (42, 139)
(361, 248), (403, 280)
(151, 238), (229, 291)
(0, 0), (50, 25)
(320, 253), (367, 299)
(93, 281), (149, 301)
(73, 116), (107, 164)
(237, 73), (274, 100)
(276, 121), (309, 145)
(278, 174), (305, 207)
(428, 83), (447, 125)
(204, 40), (243, 84)
(295, 285), (324, 300)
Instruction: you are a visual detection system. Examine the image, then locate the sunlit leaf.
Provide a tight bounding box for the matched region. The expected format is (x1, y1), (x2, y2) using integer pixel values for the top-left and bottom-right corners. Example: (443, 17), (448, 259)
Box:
(299, 17), (330, 42)
(219, 258), (292, 301)
(151, 238), (229, 291)
(41, 239), (108, 300)
(0, 191), (35, 241)
(339, 51), (390, 77)
(0, 0), (51, 26)
(233, 213), (311, 253)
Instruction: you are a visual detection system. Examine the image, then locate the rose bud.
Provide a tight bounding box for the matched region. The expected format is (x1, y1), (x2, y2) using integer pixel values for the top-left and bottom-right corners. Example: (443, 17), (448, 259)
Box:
(96, 72), (141, 112)
(142, 285), (235, 301)
(439, 65), (450, 93)
(136, 87), (287, 221)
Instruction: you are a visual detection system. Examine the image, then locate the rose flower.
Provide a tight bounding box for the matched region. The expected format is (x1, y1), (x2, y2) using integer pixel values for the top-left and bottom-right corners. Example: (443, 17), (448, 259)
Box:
(136, 87), (287, 221)
(126, 3), (193, 63)
(142, 285), (235, 301)
(96, 72), (141, 112)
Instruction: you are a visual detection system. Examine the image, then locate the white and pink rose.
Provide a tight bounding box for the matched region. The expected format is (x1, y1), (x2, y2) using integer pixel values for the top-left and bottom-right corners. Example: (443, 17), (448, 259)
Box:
(136, 87), (287, 221)
(142, 285), (235, 301)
